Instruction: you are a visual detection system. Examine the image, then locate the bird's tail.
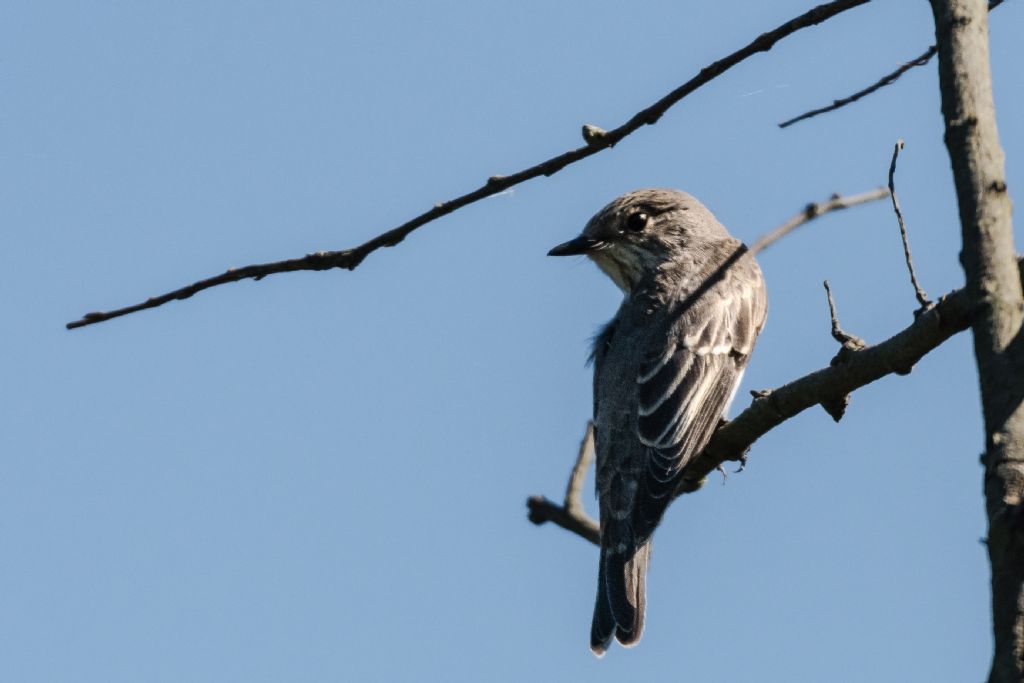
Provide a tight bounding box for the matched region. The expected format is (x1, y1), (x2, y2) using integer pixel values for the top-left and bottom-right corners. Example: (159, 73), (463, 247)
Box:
(590, 537), (651, 656)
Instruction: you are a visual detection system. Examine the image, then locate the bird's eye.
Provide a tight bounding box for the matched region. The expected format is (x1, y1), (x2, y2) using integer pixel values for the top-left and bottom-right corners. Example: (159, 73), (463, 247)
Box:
(625, 211), (649, 232)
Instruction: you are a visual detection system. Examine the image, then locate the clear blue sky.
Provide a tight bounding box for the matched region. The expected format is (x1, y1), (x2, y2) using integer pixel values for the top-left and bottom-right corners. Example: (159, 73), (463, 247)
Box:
(5, 2), (1023, 681)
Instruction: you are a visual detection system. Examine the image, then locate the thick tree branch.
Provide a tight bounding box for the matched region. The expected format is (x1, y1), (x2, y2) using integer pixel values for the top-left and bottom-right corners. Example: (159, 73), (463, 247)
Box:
(778, 0), (1004, 129)
(530, 256), (1024, 545)
(66, 0), (869, 330)
(930, 1), (1024, 681)
(678, 262), (1020, 493)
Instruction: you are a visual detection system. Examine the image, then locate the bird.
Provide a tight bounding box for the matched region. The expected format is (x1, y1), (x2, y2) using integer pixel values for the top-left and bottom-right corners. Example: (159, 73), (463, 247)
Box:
(548, 189), (767, 655)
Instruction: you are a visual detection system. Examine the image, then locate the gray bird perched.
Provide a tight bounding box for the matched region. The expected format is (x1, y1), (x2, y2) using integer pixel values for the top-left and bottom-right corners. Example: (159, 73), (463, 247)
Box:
(549, 189), (767, 655)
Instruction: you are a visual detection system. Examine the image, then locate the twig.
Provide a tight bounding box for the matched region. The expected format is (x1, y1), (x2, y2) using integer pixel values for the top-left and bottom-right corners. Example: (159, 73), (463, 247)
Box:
(888, 139), (931, 309)
(530, 257), (1024, 545)
(778, 0), (1004, 129)
(527, 496), (600, 545)
(528, 421), (600, 543)
(563, 421), (595, 516)
(749, 187), (890, 255)
(823, 280), (867, 350)
(66, 0), (869, 330)
(820, 280), (866, 422)
(778, 48), (935, 129)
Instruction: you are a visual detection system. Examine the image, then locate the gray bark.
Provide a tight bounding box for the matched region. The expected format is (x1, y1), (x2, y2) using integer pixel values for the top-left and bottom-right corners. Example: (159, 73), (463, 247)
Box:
(930, 1), (1024, 680)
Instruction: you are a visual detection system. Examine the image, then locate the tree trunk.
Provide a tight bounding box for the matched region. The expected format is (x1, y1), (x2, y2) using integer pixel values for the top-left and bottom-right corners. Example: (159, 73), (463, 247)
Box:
(930, 1), (1024, 680)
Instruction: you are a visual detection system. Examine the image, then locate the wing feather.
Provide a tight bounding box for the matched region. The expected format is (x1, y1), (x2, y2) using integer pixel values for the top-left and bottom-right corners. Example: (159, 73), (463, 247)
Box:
(630, 266), (766, 537)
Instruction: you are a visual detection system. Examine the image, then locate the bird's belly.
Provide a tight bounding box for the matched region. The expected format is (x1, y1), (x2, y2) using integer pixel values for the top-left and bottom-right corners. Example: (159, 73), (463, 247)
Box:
(593, 340), (646, 484)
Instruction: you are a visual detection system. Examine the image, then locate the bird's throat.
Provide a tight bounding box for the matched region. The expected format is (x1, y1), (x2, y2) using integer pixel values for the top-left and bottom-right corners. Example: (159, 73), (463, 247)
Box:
(590, 250), (645, 294)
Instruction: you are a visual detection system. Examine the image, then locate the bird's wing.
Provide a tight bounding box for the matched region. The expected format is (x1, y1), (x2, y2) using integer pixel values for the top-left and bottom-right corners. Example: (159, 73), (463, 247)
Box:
(631, 260), (767, 531)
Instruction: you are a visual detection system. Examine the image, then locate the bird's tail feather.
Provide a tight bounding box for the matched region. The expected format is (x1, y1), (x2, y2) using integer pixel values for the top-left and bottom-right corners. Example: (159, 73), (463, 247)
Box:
(590, 538), (651, 655)
(590, 557), (615, 656)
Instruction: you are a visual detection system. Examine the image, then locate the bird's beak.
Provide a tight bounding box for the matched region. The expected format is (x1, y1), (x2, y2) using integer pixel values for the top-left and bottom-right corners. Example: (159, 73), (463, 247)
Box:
(548, 235), (601, 257)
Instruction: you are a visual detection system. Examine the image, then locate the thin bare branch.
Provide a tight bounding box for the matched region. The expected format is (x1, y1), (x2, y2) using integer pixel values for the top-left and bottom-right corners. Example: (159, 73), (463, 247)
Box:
(66, 0), (869, 330)
(779, 48), (936, 129)
(530, 257), (1024, 545)
(778, 0), (1004, 129)
(529, 422), (600, 542)
(527, 495), (600, 545)
(823, 280), (867, 350)
(563, 422), (595, 515)
(888, 139), (932, 308)
(749, 187), (890, 255)
(820, 280), (866, 422)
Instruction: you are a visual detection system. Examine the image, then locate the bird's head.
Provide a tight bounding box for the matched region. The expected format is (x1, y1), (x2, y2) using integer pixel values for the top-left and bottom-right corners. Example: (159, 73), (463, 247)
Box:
(548, 188), (730, 293)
